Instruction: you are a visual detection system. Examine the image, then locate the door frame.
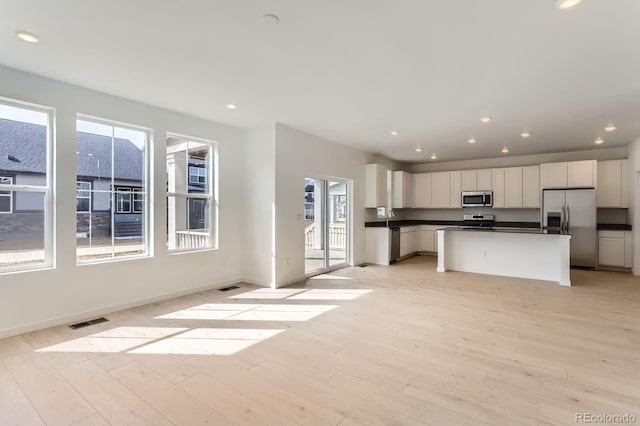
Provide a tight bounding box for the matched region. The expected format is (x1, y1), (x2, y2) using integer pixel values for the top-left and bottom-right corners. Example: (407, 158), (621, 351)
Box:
(304, 176), (352, 276)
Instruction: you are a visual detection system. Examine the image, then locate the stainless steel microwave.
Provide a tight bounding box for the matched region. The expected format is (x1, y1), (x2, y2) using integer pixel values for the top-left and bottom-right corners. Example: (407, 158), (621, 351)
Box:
(461, 191), (493, 207)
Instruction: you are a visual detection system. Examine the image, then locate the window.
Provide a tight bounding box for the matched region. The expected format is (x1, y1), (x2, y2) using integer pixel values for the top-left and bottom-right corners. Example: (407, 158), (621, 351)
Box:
(189, 166), (207, 184)
(0, 100), (53, 271)
(0, 176), (13, 213)
(116, 187), (132, 213)
(76, 181), (91, 212)
(133, 188), (144, 213)
(76, 117), (149, 262)
(167, 134), (216, 251)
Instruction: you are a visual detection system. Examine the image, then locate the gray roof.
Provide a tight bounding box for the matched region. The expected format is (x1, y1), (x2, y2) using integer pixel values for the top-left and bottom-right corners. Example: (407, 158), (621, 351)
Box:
(0, 118), (143, 180)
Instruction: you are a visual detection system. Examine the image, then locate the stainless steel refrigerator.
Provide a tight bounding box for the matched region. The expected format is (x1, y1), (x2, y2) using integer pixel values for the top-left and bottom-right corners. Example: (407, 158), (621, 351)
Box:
(542, 188), (597, 268)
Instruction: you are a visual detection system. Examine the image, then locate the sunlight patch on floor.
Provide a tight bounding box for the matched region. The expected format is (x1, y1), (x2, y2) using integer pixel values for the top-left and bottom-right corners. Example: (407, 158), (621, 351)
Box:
(156, 303), (339, 322)
(128, 328), (284, 355)
(35, 326), (284, 356)
(35, 327), (187, 353)
(309, 274), (353, 280)
(229, 288), (306, 299)
(288, 289), (372, 300)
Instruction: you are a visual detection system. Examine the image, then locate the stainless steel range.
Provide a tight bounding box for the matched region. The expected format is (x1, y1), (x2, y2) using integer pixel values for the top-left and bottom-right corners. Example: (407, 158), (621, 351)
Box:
(460, 214), (495, 229)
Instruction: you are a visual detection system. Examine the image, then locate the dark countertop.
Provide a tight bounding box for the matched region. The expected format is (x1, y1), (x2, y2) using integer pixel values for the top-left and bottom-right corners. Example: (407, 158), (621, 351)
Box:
(443, 226), (570, 236)
(597, 223), (632, 231)
(365, 220), (540, 229)
(365, 220), (632, 231)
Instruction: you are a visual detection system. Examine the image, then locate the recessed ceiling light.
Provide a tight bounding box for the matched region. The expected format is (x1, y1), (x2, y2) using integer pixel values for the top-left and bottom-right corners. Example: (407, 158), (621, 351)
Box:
(390, 130), (399, 136)
(501, 147), (509, 154)
(480, 116), (492, 123)
(555, 0), (583, 9)
(604, 125), (616, 132)
(430, 153), (437, 160)
(15, 30), (39, 43)
(415, 146), (422, 152)
(261, 14), (280, 24)
(467, 137), (476, 144)
(226, 104), (238, 110)
(521, 131), (531, 138)
(594, 137), (604, 145)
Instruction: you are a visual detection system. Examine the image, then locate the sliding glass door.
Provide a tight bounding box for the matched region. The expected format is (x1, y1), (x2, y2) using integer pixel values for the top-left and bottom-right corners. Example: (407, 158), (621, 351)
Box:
(304, 178), (349, 274)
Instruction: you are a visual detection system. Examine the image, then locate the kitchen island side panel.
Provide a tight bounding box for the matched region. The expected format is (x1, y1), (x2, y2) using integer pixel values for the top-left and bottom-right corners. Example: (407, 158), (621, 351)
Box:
(437, 229), (571, 285)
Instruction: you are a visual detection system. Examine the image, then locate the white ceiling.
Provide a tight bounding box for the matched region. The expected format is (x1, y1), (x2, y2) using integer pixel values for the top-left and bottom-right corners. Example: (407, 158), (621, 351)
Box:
(1, 1), (640, 163)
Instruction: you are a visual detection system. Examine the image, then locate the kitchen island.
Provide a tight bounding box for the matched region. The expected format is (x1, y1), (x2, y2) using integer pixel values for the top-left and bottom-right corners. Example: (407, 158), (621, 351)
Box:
(436, 228), (571, 286)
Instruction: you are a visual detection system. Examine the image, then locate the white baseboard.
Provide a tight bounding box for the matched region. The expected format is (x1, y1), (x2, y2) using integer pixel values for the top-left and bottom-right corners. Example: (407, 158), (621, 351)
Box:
(0, 277), (244, 339)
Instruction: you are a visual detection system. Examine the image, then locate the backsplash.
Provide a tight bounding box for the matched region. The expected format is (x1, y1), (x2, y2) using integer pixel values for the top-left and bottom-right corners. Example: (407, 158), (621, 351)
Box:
(597, 208), (630, 224)
(402, 208), (541, 223)
(366, 207), (630, 225)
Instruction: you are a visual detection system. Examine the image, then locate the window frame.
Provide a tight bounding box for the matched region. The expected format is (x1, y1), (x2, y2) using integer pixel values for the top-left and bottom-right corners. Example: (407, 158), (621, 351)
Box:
(132, 188), (144, 213)
(115, 186), (132, 214)
(76, 114), (151, 264)
(188, 166), (207, 184)
(76, 181), (91, 213)
(0, 176), (14, 214)
(0, 97), (54, 273)
(166, 133), (218, 253)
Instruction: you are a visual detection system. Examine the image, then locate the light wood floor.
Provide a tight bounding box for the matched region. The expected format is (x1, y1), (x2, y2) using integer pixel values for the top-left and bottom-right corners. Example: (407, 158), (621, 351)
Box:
(1, 256), (639, 425)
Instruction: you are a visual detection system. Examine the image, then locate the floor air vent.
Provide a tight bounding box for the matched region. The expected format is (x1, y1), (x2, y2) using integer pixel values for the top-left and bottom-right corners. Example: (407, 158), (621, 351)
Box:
(218, 285), (240, 292)
(69, 317), (109, 330)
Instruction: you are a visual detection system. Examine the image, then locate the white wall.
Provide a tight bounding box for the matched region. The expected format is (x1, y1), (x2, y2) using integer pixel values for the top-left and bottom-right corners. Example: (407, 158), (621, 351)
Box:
(0, 65), (247, 337)
(241, 125), (276, 286)
(273, 124), (376, 286)
(627, 137), (640, 275)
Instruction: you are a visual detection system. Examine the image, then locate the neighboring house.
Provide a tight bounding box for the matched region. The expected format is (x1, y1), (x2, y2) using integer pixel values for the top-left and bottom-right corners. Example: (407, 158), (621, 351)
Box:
(0, 117), (144, 238)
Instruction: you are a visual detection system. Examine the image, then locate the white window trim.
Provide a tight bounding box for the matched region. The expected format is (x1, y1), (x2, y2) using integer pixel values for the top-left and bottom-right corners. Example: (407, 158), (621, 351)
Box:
(115, 187), (132, 214)
(132, 188), (144, 213)
(76, 181), (91, 213)
(0, 176), (13, 214)
(166, 133), (217, 253)
(0, 96), (54, 273)
(76, 114), (151, 264)
(188, 166), (207, 184)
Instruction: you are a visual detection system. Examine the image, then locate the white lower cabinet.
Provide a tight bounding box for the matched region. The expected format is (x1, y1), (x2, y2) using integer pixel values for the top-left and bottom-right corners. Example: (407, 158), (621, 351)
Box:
(420, 229), (436, 252)
(419, 225), (442, 252)
(399, 225), (441, 258)
(598, 230), (633, 268)
(399, 226), (418, 257)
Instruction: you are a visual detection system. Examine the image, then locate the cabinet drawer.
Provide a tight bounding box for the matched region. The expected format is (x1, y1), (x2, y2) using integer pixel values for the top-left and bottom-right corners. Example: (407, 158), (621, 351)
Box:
(599, 230), (625, 238)
(400, 226), (418, 233)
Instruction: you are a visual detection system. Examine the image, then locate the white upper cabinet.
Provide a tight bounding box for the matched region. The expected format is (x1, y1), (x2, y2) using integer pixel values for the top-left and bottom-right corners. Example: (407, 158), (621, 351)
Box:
(449, 171), (462, 208)
(504, 167), (523, 208)
(522, 165), (541, 208)
(540, 162), (568, 188)
(597, 159), (629, 207)
(491, 168), (505, 208)
(392, 171), (414, 208)
(461, 170), (477, 191)
(461, 169), (491, 191)
(540, 160), (596, 189)
(568, 160), (597, 187)
(413, 173), (432, 208)
(431, 172), (451, 208)
(365, 163), (389, 207)
(477, 169), (492, 191)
